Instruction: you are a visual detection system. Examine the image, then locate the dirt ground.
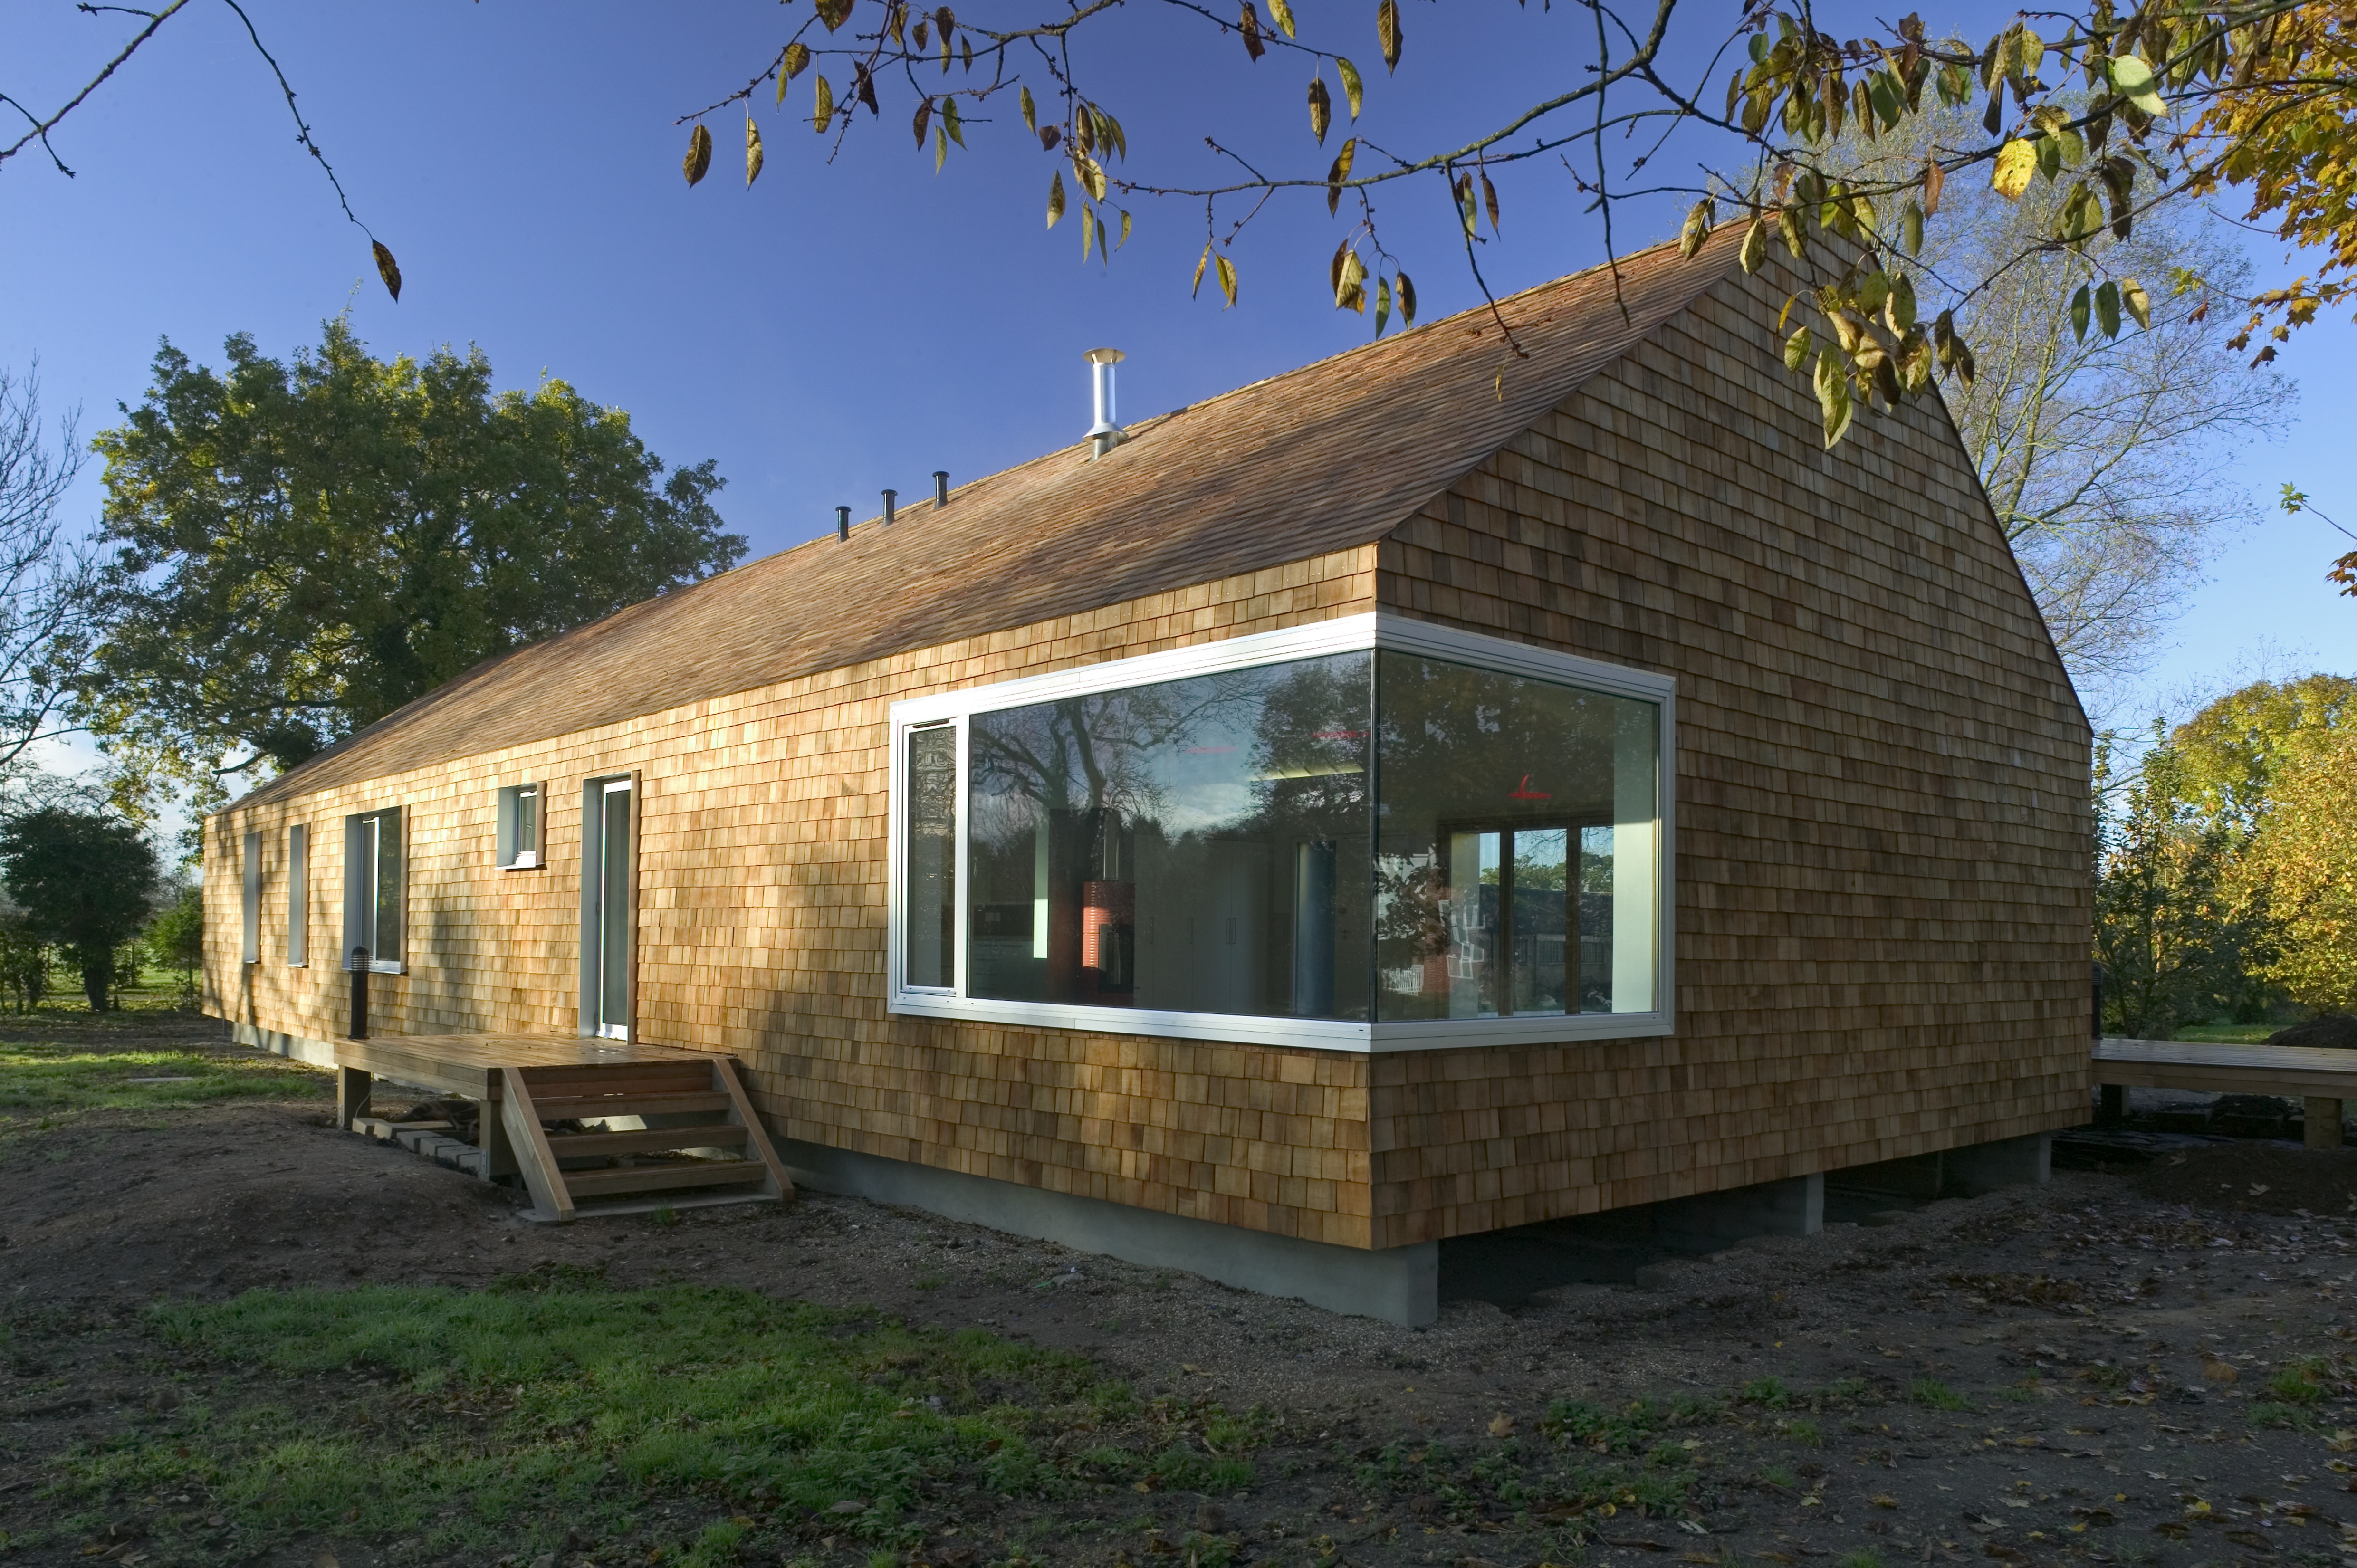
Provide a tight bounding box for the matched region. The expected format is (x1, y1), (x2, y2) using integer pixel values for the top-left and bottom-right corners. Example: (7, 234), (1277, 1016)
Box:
(10, 1019), (2357, 1568)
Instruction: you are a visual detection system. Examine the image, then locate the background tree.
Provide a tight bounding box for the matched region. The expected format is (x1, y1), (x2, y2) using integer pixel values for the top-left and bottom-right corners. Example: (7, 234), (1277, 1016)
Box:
(84, 319), (746, 786)
(1842, 110), (2293, 698)
(0, 365), (102, 772)
(0, 892), (47, 1013)
(2237, 723), (2357, 1010)
(2094, 727), (2261, 1036)
(143, 877), (203, 1008)
(0, 806), (159, 1011)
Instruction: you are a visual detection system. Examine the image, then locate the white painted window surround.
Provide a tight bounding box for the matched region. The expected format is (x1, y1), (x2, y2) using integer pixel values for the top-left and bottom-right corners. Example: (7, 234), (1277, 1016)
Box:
(885, 612), (1677, 1054)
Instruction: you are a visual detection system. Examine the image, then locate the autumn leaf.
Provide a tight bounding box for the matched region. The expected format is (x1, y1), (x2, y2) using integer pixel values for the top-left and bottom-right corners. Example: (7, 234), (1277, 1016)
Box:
(1047, 169), (1066, 226)
(781, 42), (811, 92)
(1481, 172), (1501, 234)
(1373, 274), (1391, 335)
(1376, 0), (1401, 72)
(683, 123), (714, 185)
(814, 75), (835, 133)
(936, 121), (949, 172)
(745, 115), (764, 186)
(1267, 0), (1296, 36)
(1192, 242), (1212, 296)
(1118, 207), (1131, 248)
(1677, 198), (1714, 258)
(1739, 218), (1767, 274)
(1900, 199), (1924, 254)
(371, 239), (401, 302)
(1783, 324), (1812, 371)
(1922, 157), (1945, 214)
(2108, 53), (2166, 118)
(2095, 278), (2121, 336)
(943, 95), (964, 146)
(816, 0), (853, 30)
(1991, 138), (2037, 199)
(1216, 252), (1238, 307)
(1020, 85), (1037, 134)
(1813, 349), (1854, 447)
(914, 97), (934, 148)
(1396, 268), (1416, 323)
(1240, 1), (1265, 61)
(1308, 76), (1332, 144)
(1072, 149), (1108, 200)
(854, 63), (879, 115)
(1332, 239), (1367, 311)
(1488, 1413), (1516, 1438)
(1326, 137), (1356, 217)
(2121, 277), (2152, 329)
(1337, 57), (1364, 117)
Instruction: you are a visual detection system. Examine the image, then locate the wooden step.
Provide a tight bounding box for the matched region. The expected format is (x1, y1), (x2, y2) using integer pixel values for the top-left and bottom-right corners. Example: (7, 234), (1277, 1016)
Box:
(525, 1089), (734, 1120)
(562, 1159), (770, 1197)
(517, 1062), (716, 1097)
(545, 1122), (749, 1158)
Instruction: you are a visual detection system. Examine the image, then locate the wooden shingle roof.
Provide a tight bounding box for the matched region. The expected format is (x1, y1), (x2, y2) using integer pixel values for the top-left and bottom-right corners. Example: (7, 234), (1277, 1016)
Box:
(241, 230), (1744, 807)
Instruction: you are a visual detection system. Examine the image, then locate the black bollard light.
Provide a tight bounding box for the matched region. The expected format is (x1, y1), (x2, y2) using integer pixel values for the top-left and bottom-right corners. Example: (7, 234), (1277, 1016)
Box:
(348, 946), (371, 1040)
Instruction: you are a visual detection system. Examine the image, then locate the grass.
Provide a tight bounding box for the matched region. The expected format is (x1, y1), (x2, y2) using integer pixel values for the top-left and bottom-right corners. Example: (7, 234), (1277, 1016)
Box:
(0, 1037), (330, 1113)
(1908, 1378), (1971, 1411)
(48, 1277), (1135, 1563)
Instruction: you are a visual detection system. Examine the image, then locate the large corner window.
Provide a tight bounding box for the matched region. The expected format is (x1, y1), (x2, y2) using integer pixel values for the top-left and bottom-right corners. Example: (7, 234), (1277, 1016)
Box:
(889, 615), (1673, 1051)
(341, 807), (403, 973)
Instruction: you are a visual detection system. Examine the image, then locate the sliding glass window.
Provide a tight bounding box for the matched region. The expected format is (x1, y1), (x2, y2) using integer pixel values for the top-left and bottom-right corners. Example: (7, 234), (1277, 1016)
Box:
(963, 652), (1372, 1021)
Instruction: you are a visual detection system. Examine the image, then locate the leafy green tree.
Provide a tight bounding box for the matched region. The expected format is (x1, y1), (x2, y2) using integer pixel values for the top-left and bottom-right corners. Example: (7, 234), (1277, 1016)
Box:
(2240, 724), (2357, 1011)
(0, 807), (159, 1010)
(0, 899), (46, 1013)
(2094, 727), (2260, 1037)
(2174, 674), (2357, 838)
(144, 879), (204, 1007)
(85, 319), (746, 784)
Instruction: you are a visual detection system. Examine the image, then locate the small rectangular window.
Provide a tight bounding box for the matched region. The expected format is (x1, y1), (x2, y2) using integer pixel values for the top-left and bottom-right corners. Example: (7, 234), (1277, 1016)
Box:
(287, 823), (308, 966)
(341, 807), (404, 972)
(496, 783), (542, 869)
(240, 831), (261, 964)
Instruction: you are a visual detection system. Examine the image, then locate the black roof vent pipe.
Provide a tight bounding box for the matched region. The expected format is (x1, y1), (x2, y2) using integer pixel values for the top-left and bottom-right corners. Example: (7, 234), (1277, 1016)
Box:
(882, 488), (897, 526)
(835, 506), (850, 541)
(934, 471), (949, 507)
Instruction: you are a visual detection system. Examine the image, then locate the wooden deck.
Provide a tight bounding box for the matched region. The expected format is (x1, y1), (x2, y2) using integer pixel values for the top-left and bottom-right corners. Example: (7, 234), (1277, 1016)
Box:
(335, 1032), (794, 1222)
(2094, 1037), (2355, 1149)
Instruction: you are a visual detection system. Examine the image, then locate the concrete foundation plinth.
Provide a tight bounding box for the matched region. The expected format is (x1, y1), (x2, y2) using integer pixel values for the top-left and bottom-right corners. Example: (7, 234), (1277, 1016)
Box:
(783, 1139), (1440, 1328)
(1943, 1132), (2052, 1195)
(1651, 1173), (1823, 1251)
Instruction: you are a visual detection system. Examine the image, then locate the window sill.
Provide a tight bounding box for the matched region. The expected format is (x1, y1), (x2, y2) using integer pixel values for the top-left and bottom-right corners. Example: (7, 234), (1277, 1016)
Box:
(887, 991), (1673, 1052)
(343, 962), (405, 975)
(498, 855), (541, 871)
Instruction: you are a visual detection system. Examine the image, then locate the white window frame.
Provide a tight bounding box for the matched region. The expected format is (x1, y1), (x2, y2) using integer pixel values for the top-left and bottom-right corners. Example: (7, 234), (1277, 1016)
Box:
(341, 807), (405, 975)
(240, 831), (261, 965)
(496, 782), (542, 870)
(885, 612), (1677, 1053)
(287, 823), (308, 967)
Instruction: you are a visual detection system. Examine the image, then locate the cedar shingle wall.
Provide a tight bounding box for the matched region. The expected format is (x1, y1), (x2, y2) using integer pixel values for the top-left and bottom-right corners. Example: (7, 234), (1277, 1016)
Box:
(206, 550), (1384, 1247)
(204, 261), (2091, 1256)
(1364, 268), (2091, 1248)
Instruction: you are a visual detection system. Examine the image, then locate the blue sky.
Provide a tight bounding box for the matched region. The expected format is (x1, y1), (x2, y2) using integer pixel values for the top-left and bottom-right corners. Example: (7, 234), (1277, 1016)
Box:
(5, 0), (2350, 767)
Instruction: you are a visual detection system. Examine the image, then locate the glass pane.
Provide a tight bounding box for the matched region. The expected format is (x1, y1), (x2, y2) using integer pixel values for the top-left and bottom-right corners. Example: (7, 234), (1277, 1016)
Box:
(373, 810), (402, 966)
(1375, 652), (1658, 1020)
(905, 725), (958, 989)
(1511, 827), (1569, 1016)
(600, 787), (632, 1032)
(516, 786), (538, 860)
(361, 815), (381, 959)
(965, 651), (1372, 1020)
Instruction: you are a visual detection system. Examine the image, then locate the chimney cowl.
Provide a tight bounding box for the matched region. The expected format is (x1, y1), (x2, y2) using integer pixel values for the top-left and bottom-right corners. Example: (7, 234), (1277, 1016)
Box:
(1084, 347), (1126, 459)
(933, 470), (950, 508)
(882, 488), (897, 525)
(835, 505), (851, 542)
